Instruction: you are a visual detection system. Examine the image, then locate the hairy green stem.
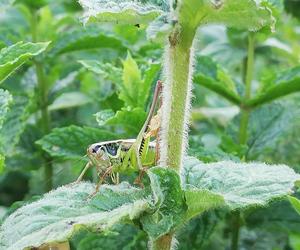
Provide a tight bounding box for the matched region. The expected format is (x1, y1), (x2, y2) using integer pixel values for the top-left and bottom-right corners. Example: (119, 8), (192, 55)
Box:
(232, 33), (255, 250)
(154, 25), (195, 249)
(159, 27), (195, 171)
(31, 10), (53, 192)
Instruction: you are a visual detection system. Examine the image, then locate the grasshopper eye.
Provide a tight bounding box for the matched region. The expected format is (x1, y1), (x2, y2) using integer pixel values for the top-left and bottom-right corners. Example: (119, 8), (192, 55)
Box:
(92, 144), (101, 153)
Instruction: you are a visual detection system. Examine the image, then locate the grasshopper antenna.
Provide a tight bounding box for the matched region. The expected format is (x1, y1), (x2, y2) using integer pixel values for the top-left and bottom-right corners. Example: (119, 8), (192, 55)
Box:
(134, 80), (162, 170)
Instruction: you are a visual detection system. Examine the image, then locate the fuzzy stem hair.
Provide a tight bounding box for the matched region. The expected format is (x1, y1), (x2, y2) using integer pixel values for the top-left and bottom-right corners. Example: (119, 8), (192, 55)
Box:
(159, 26), (195, 172)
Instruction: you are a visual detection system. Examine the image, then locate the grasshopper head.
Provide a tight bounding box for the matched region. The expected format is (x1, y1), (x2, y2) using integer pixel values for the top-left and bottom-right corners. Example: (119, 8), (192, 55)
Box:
(87, 143), (110, 165)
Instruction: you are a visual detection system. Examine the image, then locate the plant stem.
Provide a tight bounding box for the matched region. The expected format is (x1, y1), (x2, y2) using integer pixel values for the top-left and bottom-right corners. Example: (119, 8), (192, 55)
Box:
(159, 27), (195, 172)
(232, 33), (255, 250)
(231, 211), (241, 250)
(31, 10), (53, 192)
(239, 33), (255, 145)
(153, 24), (195, 250)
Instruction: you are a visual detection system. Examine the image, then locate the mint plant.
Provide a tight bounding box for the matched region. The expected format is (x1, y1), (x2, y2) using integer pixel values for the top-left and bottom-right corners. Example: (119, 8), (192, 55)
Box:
(0, 1), (300, 250)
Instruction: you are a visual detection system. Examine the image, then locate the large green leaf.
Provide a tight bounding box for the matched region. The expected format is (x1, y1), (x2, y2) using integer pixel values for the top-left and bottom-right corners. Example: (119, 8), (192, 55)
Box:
(193, 56), (241, 105)
(179, 0), (275, 33)
(36, 125), (117, 160)
(0, 182), (149, 250)
(0, 89), (12, 130)
(49, 28), (127, 57)
(182, 157), (300, 210)
(0, 42), (50, 83)
(246, 66), (300, 108)
(79, 0), (167, 25)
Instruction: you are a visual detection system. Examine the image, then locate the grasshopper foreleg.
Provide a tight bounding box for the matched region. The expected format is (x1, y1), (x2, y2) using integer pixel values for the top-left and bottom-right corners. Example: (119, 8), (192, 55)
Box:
(88, 165), (114, 198)
(74, 161), (93, 184)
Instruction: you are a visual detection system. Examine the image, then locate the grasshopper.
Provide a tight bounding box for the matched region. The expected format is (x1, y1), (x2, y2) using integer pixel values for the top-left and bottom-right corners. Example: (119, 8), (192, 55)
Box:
(75, 81), (162, 194)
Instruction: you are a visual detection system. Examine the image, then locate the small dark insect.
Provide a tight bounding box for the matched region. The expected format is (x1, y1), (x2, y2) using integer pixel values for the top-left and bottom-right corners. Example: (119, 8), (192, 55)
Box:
(135, 24), (140, 28)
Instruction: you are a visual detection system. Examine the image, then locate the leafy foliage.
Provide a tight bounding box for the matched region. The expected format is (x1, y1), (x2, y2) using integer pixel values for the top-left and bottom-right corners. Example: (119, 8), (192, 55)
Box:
(36, 125), (117, 160)
(141, 167), (187, 240)
(246, 65), (300, 107)
(194, 56), (241, 105)
(179, 0), (275, 32)
(0, 182), (149, 250)
(79, 0), (167, 25)
(289, 196), (300, 216)
(0, 42), (49, 83)
(182, 157), (300, 209)
(0, 95), (34, 156)
(49, 28), (127, 57)
(0, 89), (12, 130)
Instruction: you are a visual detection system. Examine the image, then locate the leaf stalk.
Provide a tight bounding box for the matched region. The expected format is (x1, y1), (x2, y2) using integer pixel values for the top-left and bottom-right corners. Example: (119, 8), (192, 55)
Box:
(31, 10), (53, 192)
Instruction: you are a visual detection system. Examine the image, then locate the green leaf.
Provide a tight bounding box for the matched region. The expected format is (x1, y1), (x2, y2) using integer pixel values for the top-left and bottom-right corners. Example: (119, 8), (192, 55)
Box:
(100, 107), (147, 136)
(289, 196), (300, 216)
(0, 154), (4, 174)
(246, 103), (295, 155)
(246, 199), (300, 234)
(95, 109), (115, 126)
(121, 52), (144, 107)
(78, 60), (122, 83)
(49, 28), (127, 57)
(71, 224), (147, 250)
(246, 66), (300, 108)
(0, 95), (33, 156)
(48, 92), (92, 111)
(146, 14), (172, 42)
(184, 189), (224, 221)
(179, 0), (275, 33)
(15, 0), (48, 10)
(193, 56), (241, 105)
(80, 57), (160, 108)
(182, 157), (300, 210)
(141, 167), (187, 240)
(0, 89), (12, 130)
(36, 125), (117, 160)
(289, 233), (300, 250)
(79, 0), (166, 25)
(0, 41), (50, 83)
(0, 182), (149, 250)
(121, 53), (159, 107)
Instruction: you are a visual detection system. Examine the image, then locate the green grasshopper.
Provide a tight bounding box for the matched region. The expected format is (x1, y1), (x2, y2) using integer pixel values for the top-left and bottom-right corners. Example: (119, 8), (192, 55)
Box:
(75, 81), (162, 194)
